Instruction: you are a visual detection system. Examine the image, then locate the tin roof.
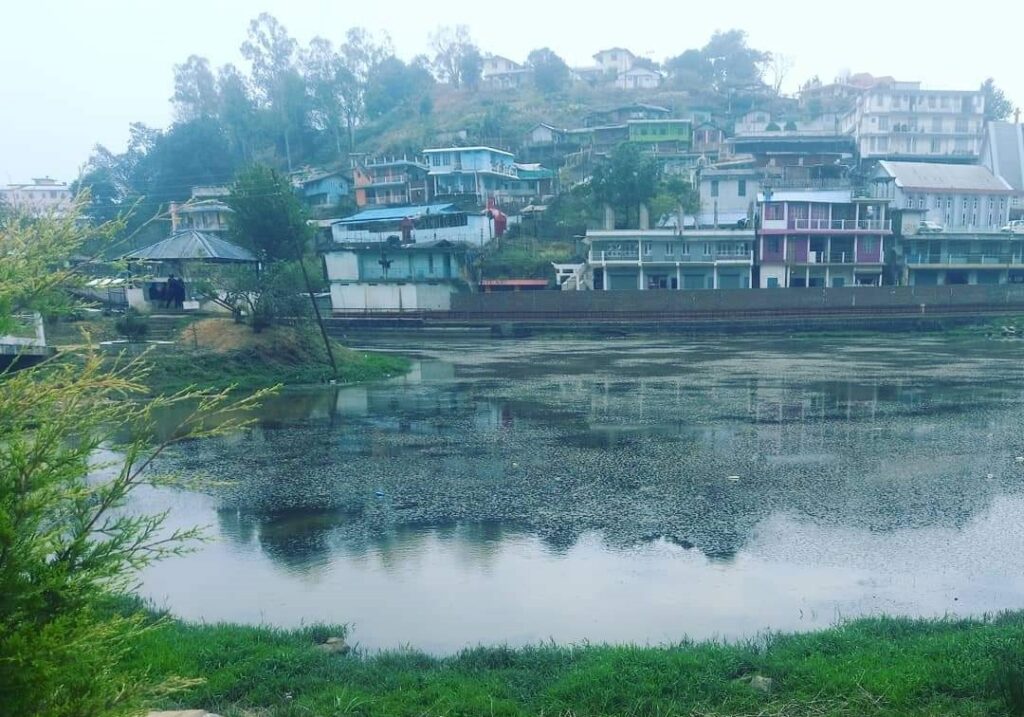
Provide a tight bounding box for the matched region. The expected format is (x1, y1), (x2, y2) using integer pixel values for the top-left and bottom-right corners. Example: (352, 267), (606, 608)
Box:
(123, 230), (257, 263)
(333, 204), (460, 225)
(878, 161), (1013, 193)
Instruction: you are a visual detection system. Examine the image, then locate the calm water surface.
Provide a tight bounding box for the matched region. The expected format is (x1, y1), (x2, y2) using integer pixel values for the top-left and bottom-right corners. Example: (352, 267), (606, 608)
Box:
(135, 334), (1024, 653)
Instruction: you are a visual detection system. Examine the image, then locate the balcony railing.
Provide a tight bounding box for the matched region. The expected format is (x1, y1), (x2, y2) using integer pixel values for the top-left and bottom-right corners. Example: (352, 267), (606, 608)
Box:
(788, 219), (891, 232)
(598, 249), (640, 261)
(906, 254), (1023, 265)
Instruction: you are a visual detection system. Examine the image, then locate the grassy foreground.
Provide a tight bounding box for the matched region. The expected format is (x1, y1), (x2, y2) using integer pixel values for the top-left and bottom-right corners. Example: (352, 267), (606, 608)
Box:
(126, 612), (1024, 717)
(142, 319), (408, 393)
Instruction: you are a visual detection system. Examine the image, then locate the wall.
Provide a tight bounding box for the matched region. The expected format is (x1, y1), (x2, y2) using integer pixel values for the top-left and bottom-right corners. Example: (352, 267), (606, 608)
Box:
(330, 283), (454, 311)
(451, 284), (1024, 314)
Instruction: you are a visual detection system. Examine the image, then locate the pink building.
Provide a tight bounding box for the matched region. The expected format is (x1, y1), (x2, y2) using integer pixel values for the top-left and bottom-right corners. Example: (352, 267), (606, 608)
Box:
(756, 190), (892, 288)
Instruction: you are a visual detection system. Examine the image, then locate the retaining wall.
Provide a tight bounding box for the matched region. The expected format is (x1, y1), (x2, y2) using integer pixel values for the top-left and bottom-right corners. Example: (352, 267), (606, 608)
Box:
(451, 286), (1024, 315)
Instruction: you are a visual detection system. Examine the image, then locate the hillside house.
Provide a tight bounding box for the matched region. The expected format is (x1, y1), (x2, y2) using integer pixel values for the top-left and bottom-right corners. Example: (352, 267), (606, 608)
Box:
(298, 169), (350, 209)
(353, 157), (430, 208)
(330, 203), (507, 246)
(170, 186), (232, 235)
(481, 55), (531, 89)
(615, 67), (662, 90)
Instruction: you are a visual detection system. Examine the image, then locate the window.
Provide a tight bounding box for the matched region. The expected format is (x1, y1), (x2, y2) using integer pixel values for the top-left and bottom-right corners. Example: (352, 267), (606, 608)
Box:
(878, 116), (890, 131)
(955, 118), (968, 133)
(738, 179), (747, 197)
(764, 203), (784, 220)
(767, 277), (780, 288)
(428, 254), (435, 272)
(928, 96), (936, 108)
(931, 139), (942, 153)
(946, 197), (953, 209)
(767, 238), (781, 253)
(665, 242), (674, 256)
(710, 180), (719, 197)
(643, 242), (652, 256)
(918, 197), (926, 209)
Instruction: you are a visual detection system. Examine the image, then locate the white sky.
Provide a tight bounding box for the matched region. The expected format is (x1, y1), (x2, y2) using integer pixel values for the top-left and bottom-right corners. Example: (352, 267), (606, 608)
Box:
(2, 0), (1022, 183)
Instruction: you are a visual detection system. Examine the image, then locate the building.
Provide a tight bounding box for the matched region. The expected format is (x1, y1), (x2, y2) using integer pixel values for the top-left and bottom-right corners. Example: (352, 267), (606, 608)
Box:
(423, 146), (551, 208)
(353, 157), (430, 208)
(872, 161), (1015, 232)
(900, 222), (1024, 287)
(585, 103), (671, 127)
(698, 166), (759, 228)
(980, 120), (1024, 219)
(2, 177), (72, 215)
(481, 55), (531, 89)
(841, 80), (986, 162)
(615, 67), (662, 90)
(297, 169), (350, 210)
(592, 48), (636, 76)
(583, 228), (756, 290)
(756, 189), (892, 288)
(726, 115), (855, 174)
(170, 186), (233, 235)
(627, 119), (692, 156)
(692, 122), (726, 161)
(330, 203), (510, 246)
(323, 238), (470, 311)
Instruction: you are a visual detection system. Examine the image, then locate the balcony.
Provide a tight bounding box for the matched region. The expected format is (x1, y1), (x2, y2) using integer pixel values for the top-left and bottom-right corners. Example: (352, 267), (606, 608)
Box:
(787, 219), (891, 233)
(906, 254), (1023, 266)
(596, 249), (640, 261)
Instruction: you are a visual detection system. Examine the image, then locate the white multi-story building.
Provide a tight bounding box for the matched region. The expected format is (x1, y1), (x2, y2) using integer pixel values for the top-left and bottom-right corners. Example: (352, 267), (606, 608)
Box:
(2, 177), (72, 215)
(698, 167), (759, 228)
(841, 81), (986, 162)
(872, 161), (1015, 232)
(981, 120), (1024, 218)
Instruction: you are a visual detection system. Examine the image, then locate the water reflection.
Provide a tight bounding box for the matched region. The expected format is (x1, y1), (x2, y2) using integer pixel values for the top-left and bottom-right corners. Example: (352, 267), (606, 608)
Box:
(136, 336), (1024, 651)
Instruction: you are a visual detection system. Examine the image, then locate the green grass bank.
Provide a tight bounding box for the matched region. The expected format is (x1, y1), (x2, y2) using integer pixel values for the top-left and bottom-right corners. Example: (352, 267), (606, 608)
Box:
(127, 611), (1024, 716)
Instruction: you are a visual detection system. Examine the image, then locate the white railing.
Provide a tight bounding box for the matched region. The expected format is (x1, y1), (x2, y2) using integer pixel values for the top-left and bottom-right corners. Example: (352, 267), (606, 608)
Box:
(906, 254), (1022, 265)
(599, 250), (640, 261)
(789, 219), (891, 231)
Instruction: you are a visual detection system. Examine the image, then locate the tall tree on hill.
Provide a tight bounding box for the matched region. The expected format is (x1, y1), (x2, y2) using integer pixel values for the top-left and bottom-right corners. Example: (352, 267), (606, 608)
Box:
(364, 56), (435, 119)
(591, 143), (660, 229)
(429, 25), (481, 89)
(171, 55), (219, 121)
(217, 63), (257, 161)
(702, 29), (770, 93)
(337, 28), (394, 149)
(981, 78), (1015, 122)
(241, 13), (302, 171)
(664, 48), (709, 91)
(527, 48), (570, 94)
(302, 37), (354, 159)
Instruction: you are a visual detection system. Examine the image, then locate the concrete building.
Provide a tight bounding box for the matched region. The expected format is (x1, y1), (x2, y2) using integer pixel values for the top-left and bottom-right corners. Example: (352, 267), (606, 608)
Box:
(353, 157), (430, 208)
(583, 228), (756, 290)
(2, 177), (71, 215)
(323, 239), (470, 311)
(481, 55), (531, 89)
(422, 146), (552, 208)
(592, 48), (636, 76)
(615, 67), (662, 90)
(756, 189), (892, 288)
(980, 120), (1024, 218)
(872, 161), (1015, 232)
(900, 225), (1024, 286)
(698, 166), (759, 228)
(841, 80), (986, 162)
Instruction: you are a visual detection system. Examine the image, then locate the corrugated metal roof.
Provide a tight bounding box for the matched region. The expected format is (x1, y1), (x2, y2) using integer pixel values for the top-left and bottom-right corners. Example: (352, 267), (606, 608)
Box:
(123, 230), (257, 263)
(334, 204), (458, 225)
(986, 122), (1024, 191)
(879, 160), (1013, 192)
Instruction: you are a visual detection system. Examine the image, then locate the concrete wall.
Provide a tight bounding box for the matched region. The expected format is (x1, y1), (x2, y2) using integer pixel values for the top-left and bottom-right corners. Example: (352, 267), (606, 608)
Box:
(451, 284), (1024, 314)
(330, 283), (454, 311)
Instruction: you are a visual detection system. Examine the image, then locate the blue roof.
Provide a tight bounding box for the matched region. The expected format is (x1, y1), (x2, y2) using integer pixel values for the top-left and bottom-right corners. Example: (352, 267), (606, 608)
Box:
(334, 203), (459, 225)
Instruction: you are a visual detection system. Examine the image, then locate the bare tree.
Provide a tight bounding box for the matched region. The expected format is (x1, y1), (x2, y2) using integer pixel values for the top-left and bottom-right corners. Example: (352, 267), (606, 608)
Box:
(767, 53), (795, 96)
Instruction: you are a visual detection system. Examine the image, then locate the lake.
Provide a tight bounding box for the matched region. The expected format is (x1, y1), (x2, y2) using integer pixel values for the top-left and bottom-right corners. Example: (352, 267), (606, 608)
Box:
(135, 334), (1024, 653)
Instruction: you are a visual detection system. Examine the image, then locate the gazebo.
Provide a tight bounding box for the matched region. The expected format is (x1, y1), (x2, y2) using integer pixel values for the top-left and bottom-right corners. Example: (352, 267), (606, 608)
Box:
(122, 230), (257, 312)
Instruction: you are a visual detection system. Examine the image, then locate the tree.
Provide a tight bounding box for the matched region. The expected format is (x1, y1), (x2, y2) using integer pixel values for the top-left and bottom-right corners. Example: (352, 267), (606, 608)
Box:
(649, 176), (700, 226)
(527, 48), (570, 94)
(216, 63), (256, 160)
(591, 143), (660, 229)
(0, 203), (265, 717)
(301, 37), (354, 158)
(241, 13), (303, 170)
(429, 25), (481, 89)
(364, 56), (435, 119)
(702, 29), (770, 93)
(171, 55), (219, 121)
(664, 48), (709, 90)
(767, 53), (794, 96)
(226, 165), (337, 374)
(981, 78), (1015, 122)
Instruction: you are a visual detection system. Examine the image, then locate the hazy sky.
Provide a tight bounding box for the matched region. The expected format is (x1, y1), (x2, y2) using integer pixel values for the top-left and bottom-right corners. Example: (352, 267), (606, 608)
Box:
(2, 0), (1022, 183)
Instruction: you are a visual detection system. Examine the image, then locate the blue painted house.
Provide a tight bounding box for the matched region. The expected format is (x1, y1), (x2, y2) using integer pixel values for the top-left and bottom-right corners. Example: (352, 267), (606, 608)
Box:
(299, 169), (351, 209)
(422, 146), (553, 208)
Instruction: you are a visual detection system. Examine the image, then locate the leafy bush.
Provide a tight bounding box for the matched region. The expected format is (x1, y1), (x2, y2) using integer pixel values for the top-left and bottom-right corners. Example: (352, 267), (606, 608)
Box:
(115, 308), (149, 341)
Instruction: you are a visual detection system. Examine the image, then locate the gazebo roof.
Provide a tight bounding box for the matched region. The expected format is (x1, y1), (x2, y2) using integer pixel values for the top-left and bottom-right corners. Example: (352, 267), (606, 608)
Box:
(124, 230), (257, 263)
